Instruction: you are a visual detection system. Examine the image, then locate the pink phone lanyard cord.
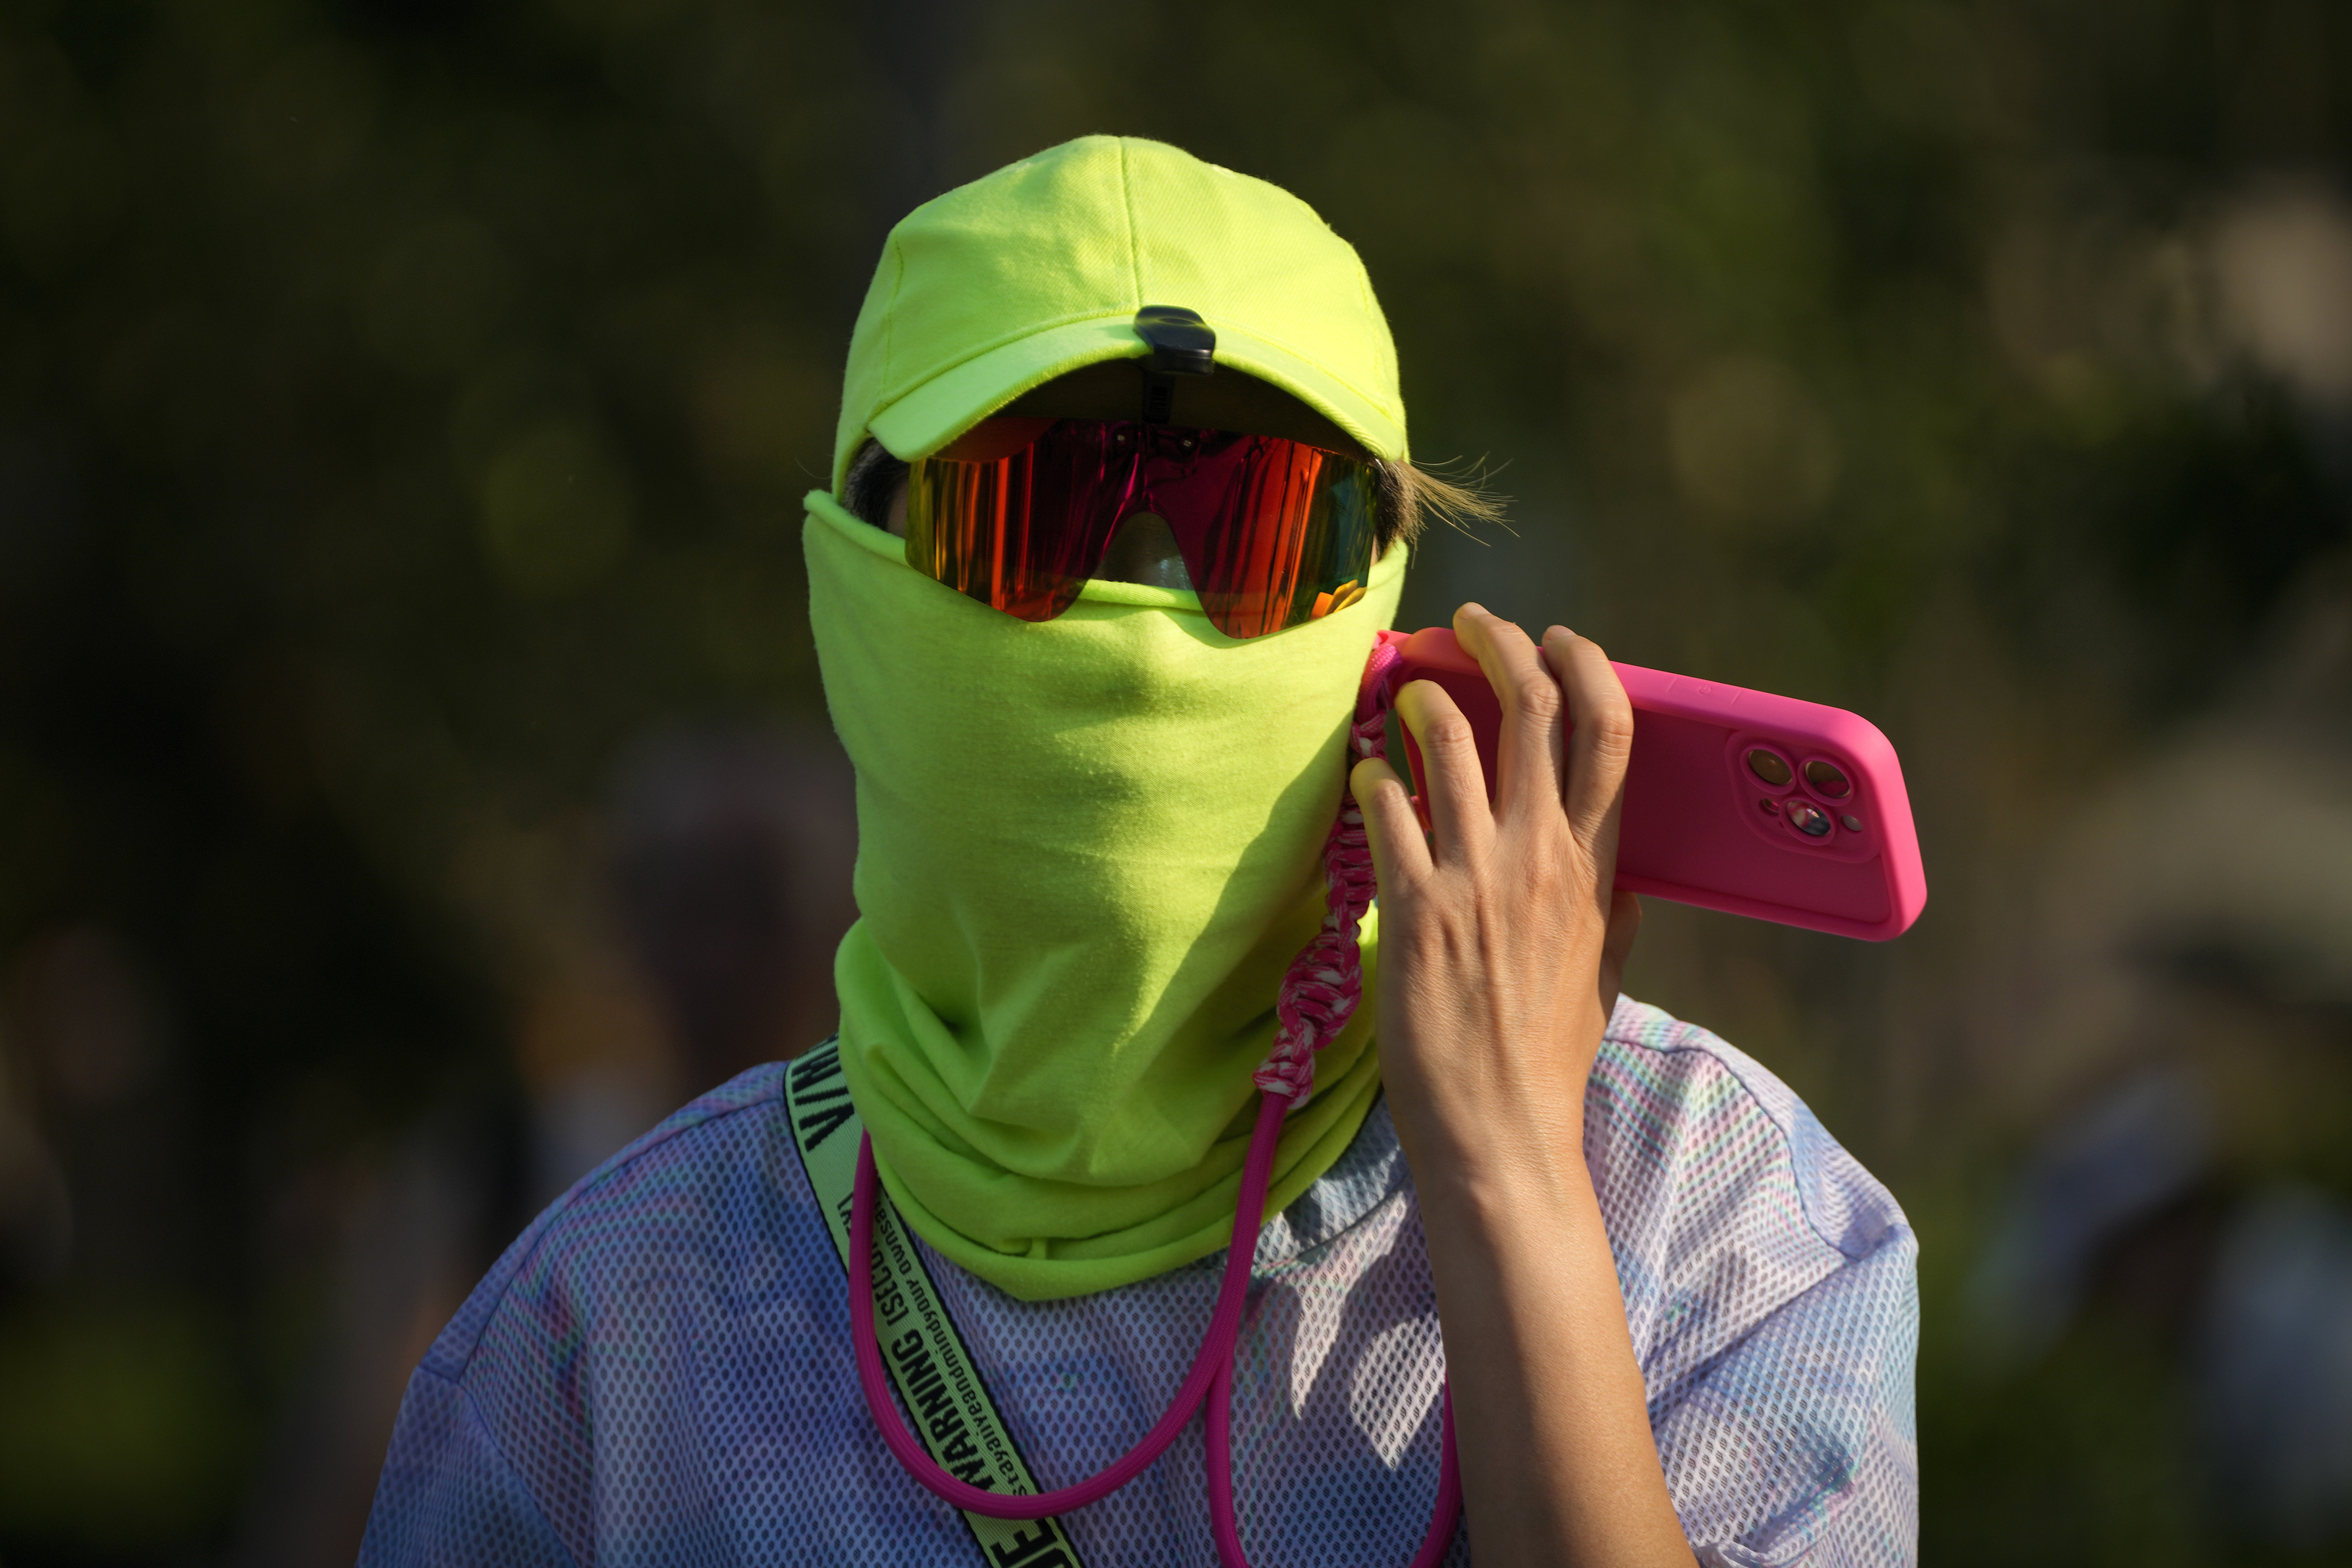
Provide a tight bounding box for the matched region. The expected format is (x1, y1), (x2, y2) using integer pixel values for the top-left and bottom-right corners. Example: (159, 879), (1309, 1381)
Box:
(849, 631), (1465, 1567)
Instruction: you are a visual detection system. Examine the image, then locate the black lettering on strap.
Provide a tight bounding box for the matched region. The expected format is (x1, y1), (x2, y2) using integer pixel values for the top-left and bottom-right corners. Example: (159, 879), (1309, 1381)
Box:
(990, 1523), (1073, 1566)
(916, 1377), (957, 1427)
(788, 1044), (841, 1093)
(783, 1036), (1082, 1565)
(795, 1098), (857, 1150)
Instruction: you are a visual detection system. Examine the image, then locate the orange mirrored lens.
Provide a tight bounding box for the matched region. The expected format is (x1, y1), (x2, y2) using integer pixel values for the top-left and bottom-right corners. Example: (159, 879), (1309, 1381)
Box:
(1181, 439), (1378, 639)
(905, 426), (1119, 622)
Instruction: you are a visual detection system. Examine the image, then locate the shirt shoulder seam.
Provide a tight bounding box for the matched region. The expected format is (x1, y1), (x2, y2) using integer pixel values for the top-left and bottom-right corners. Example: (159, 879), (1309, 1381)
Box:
(1648, 1217), (1917, 1426)
(1599, 1008), (1895, 1263)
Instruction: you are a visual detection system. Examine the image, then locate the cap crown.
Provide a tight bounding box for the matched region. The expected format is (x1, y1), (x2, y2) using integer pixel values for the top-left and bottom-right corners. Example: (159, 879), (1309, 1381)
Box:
(834, 136), (1406, 489)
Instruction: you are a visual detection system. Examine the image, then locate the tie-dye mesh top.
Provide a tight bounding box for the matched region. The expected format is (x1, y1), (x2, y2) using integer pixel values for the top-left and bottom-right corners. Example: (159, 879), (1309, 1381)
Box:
(359, 998), (1919, 1567)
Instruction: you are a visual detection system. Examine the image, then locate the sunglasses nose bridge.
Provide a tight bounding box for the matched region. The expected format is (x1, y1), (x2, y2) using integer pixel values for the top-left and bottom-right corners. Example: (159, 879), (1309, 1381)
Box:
(1096, 511), (1195, 592)
(1094, 443), (1154, 550)
(1116, 435), (1214, 529)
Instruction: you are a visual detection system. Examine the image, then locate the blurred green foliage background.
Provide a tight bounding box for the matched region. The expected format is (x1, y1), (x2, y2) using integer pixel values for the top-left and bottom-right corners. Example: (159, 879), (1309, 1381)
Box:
(1, 0), (2349, 1563)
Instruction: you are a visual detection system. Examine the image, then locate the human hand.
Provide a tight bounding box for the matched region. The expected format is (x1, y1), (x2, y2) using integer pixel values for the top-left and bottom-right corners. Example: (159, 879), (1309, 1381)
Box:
(1351, 603), (1642, 1192)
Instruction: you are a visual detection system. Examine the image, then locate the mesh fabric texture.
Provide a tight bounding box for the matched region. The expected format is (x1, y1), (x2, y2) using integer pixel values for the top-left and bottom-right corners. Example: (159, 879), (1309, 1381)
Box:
(360, 998), (1918, 1567)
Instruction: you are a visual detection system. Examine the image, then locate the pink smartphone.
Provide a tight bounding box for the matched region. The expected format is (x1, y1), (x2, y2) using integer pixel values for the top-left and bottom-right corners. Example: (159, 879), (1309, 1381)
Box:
(1391, 627), (1928, 940)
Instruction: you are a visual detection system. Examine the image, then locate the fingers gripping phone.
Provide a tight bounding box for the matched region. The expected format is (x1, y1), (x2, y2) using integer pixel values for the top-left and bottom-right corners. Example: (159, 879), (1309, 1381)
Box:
(1391, 628), (1928, 940)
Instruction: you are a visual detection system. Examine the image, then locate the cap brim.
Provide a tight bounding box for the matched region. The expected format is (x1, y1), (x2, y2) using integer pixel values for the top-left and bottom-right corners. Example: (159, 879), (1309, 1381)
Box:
(865, 314), (1408, 468)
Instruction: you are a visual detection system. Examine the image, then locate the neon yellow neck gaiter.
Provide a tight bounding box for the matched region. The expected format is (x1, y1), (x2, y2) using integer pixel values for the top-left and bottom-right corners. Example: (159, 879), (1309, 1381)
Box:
(804, 492), (1405, 1301)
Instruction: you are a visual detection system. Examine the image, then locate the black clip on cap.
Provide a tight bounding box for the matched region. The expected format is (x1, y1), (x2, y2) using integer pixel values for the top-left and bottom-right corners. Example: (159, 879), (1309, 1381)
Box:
(1135, 305), (1215, 423)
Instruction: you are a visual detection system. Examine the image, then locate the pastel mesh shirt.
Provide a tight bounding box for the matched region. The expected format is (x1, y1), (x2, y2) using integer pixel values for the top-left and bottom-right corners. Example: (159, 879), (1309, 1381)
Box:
(359, 999), (1919, 1567)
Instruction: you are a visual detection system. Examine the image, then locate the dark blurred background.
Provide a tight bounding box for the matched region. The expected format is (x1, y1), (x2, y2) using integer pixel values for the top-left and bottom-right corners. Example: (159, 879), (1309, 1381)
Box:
(1, 0), (2349, 1563)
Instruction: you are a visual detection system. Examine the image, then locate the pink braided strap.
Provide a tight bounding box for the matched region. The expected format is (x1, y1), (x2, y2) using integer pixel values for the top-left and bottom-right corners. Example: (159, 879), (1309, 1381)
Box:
(1253, 631), (1407, 1106)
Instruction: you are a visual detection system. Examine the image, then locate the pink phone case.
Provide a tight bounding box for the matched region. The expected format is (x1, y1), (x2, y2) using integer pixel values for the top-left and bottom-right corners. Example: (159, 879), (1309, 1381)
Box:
(1392, 627), (1928, 940)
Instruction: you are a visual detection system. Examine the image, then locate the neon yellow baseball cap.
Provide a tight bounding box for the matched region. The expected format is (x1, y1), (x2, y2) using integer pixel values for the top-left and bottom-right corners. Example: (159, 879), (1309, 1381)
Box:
(831, 136), (1407, 492)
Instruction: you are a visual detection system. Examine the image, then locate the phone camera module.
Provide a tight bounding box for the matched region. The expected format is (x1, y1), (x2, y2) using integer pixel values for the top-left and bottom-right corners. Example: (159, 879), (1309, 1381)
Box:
(1786, 801), (1833, 838)
(1746, 749), (1793, 787)
(1802, 759), (1852, 799)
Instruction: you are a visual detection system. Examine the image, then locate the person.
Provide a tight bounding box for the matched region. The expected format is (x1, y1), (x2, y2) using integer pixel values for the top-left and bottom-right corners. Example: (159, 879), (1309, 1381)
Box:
(358, 136), (1918, 1567)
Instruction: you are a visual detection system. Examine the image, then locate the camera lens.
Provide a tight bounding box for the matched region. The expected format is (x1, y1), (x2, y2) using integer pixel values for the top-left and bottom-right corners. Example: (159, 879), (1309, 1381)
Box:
(1802, 760), (1851, 799)
(1746, 749), (1792, 787)
(1787, 801), (1833, 838)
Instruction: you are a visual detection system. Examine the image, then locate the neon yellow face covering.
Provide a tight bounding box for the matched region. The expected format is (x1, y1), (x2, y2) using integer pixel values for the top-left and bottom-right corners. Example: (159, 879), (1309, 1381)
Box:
(805, 492), (1405, 1301)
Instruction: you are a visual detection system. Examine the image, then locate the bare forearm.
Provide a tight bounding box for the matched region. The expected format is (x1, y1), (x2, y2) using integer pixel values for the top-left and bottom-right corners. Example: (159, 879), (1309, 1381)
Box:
(1411, 1120), (1697, 1568)
(1357, 609), (1697, 1567)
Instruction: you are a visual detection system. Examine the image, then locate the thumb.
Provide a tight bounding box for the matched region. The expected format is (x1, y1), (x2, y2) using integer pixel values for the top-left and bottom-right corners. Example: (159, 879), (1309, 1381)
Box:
(1351, 756), (1432, 890)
